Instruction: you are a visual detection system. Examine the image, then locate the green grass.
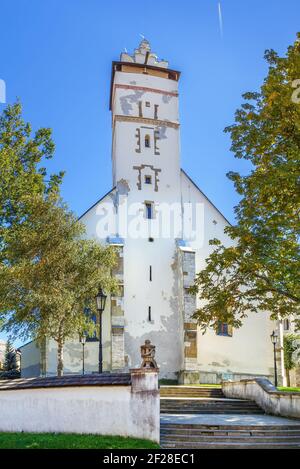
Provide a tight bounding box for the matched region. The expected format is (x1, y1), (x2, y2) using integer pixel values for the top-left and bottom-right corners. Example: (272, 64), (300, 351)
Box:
(159, 379), (178, 385)
(278, 386), (300, 393)
(0, 432), (160, 449)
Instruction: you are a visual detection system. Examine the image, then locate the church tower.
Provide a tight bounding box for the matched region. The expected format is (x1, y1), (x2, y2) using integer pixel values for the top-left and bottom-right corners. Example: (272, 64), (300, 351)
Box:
(109, 40), (185, 376)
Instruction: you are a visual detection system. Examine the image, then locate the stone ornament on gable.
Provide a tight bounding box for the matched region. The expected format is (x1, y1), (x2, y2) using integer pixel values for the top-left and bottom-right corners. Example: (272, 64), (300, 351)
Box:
(140, 339), (158, 368)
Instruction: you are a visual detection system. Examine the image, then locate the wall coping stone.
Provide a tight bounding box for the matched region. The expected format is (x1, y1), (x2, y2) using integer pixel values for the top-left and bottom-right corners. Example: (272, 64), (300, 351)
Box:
(0, 373), (131, 391)
(234, 378), (300, 398)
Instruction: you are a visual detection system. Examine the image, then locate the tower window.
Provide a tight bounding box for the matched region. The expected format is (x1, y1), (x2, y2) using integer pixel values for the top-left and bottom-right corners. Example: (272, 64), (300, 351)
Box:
(148, 237), (154, 242)
(145, 202), (153, 219)
(148, 306), (152, 321)
(154, 104), (159, 119)
(145, 135), (150, 148)
(283, 319), (290, 331)
(145, 175), (152, 184)
(149, 266), (152, 281)
(145, 101), (150, 107)
(216, 322), (233, 337)
(138, 101), (143, 118)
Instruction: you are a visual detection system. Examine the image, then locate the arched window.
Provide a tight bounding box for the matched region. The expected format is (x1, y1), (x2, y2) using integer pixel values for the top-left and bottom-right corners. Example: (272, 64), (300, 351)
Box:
(145, 134), (150, 148)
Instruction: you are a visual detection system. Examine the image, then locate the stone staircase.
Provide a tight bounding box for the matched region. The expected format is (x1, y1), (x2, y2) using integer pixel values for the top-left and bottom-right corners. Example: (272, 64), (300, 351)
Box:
(159, 385), (300, 448)
(160, 423), (300, 449)
(160, 385), (224, 399)
(160, 386), (263, 414)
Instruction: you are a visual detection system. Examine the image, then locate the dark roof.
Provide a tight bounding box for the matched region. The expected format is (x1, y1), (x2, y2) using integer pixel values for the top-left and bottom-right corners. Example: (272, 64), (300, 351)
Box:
(0, 373), (131, 391)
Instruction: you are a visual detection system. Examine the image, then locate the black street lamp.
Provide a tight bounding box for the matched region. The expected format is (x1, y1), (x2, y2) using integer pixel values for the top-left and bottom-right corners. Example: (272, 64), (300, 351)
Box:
(270, 330), (279, 388)
(79, 334), (87, 375)
(95, 288), (107, 373)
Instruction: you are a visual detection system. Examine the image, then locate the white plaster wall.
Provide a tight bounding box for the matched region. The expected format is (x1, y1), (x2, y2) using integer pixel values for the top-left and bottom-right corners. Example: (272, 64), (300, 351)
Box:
(223, 379), (300, 419)
(0, 385), (159, 442)
(110, 69), (183, 377)
(80, 191), (116, 242)
(181, 170), (274, 378)
(46, 339), (101, 376)
(20, 341), (41, 378)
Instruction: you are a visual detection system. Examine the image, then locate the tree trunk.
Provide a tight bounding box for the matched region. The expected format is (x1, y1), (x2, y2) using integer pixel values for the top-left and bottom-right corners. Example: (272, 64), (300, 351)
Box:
(57, 338), (64, 377)
(286, 368), (291, 387)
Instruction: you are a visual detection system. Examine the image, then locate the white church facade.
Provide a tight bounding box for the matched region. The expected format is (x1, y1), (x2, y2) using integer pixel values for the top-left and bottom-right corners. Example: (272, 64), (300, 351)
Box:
(20, 40), (274, 383)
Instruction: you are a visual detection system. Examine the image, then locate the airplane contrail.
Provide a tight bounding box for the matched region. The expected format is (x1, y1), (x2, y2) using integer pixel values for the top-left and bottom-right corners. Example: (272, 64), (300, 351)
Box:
(218, 2), (223, 38)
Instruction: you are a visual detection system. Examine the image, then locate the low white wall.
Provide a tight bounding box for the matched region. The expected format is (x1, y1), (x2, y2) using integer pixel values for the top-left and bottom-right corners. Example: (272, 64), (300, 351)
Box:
(0, 369), (160, 443)
(223, 378), (300, 420)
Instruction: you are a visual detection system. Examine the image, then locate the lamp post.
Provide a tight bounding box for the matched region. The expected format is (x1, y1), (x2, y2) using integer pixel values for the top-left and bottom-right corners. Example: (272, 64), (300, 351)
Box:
(79, 334), (86, 375)
(270, 330), (279, 388)
(95, 288), (107, 373)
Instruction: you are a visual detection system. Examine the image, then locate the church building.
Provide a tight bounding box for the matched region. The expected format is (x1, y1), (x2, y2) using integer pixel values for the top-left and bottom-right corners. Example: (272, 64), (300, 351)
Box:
(20, 40), (274, 383)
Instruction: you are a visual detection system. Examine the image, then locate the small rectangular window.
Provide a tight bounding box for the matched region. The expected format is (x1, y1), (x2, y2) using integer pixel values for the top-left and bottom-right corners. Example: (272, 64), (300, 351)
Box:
(138, 101), (143, 117)
(216, 322), (232, 337)
(148, 306), (152, 321)
(148, 237), (154, 242)
(145, 202), (153, 219)
(145, 175), (152, 184)
(145, 101), (150, 107)
(149, 266), (152, 281)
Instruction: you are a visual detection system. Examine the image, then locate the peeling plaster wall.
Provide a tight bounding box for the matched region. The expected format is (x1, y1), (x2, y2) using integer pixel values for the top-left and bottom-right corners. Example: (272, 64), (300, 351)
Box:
(180, 170), (274, 381)
(46, 339), (101, 375)
(20, 341), (41, 378)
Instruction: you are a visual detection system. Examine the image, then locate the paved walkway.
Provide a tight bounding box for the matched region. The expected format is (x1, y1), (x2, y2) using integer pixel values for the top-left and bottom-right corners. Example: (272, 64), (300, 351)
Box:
(161, 413), (300, 426)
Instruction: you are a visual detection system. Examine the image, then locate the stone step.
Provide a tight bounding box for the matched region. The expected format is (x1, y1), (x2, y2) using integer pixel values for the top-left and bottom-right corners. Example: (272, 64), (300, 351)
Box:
(161, 441), (300, 449)
(160, 429), (300, 437)
(160, 434), (300, 443)
(161, 407), (263, 414)
(161, 424), (300, 431)
(160, 422), (300, 448)
(160, 397), (263, 414)
(160, 386), (223, 398)
(161, 410), (264, 414)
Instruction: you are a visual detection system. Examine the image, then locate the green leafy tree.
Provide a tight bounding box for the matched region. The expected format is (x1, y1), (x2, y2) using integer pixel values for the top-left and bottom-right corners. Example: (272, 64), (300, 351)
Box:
(4, 340), (16, 372)
(283, 334), (300, 386)
(0, 103), (117, 375)
(191, 34), (300, 330)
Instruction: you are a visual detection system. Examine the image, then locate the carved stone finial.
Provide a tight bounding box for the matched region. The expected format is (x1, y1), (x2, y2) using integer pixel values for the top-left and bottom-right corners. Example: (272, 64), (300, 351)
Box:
(140, 339), (157, 368)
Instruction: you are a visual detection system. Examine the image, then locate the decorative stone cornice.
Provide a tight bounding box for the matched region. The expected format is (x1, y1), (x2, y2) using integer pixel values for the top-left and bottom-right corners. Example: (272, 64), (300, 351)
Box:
(114, 115), (179, 129)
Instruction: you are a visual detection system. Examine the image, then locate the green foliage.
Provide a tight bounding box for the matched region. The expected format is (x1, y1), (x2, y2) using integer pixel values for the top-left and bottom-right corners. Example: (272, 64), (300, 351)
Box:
(0, 103), (117, 375)
(3, 340), (16, 372)
(283, 334), (300, 371)
(192, 34), (300, 330)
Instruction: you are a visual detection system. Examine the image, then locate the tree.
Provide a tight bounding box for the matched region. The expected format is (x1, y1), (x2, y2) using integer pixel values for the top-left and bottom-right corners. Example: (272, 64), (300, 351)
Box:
(4, 340), (16, 372)
(0, 103), (117, 375)
(283, 334), (300, 387)
(191, 34), (300, 330)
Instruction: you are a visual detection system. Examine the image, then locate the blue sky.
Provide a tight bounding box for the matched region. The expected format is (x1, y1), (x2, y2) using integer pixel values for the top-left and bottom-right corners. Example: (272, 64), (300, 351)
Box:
(0, 0), (299, 345)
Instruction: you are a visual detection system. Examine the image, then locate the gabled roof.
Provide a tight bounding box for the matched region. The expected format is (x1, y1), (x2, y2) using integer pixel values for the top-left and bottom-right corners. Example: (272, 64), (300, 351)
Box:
(78, 187), (115, 220)
(181, 169), (232, 226)
(77, 171), (232, 227)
